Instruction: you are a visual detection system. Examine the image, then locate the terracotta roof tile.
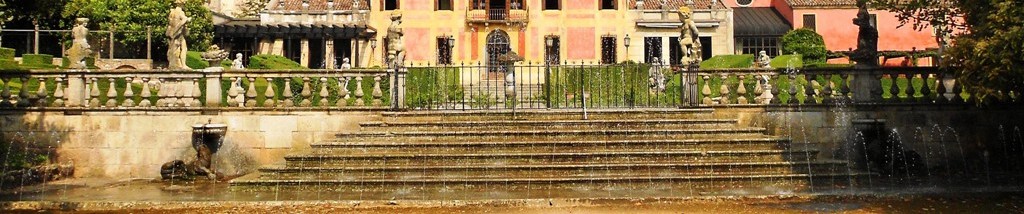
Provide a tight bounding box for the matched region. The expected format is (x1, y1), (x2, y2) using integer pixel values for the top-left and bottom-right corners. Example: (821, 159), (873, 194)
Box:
(628, 0), (728, 10)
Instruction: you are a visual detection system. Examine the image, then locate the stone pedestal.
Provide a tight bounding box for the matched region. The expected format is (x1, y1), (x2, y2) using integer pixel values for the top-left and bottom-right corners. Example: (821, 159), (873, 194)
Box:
(203, 68), (224, 108)
(852, 71), (881, 103)
(390, 68), (407, 109)
(66, 74), (85, 107)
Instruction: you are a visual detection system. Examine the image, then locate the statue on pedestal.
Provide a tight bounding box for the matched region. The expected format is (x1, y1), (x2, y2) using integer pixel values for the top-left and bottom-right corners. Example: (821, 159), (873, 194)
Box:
(678, 6), (702, 66)
(850, 0), (878, 68)
(386, 12), (405, 69)
(166, 0), (191, 69)
(231, 53), (245, 70)
(755, 50), (772, 68)
(67, 18), (92, 69)
(341, 57), (352, 69)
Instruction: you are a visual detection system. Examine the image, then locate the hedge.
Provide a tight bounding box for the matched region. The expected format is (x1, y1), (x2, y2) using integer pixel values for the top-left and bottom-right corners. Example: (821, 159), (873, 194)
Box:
(781, 29), (828, 64)
(248, 54), (305, 70)
(769, 54), (803, 68)
(700, 55), (754, 68)
(186, 51), (209, 69)
(0, 48), (14, 60)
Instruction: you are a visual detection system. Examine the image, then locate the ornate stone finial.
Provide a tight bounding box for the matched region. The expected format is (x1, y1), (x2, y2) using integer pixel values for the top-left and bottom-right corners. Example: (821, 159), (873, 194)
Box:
(166, 0), (191, 69)
(67, 18), (92, 69)
(201, 45), (229, 68)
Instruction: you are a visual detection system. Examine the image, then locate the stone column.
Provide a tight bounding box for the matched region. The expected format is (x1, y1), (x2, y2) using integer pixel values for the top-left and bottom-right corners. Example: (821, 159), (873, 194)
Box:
(391, 68), (407, 109)
(272, 39), (285, 56)
(259, 38), (272, 54)
(325, 39), (335, 69)
(300, 38), (310, 67)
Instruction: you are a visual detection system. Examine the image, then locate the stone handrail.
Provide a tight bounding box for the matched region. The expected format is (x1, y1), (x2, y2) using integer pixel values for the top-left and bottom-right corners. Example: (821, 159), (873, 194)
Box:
(684, 67), (978, 106)
(0, 68), (392, 111)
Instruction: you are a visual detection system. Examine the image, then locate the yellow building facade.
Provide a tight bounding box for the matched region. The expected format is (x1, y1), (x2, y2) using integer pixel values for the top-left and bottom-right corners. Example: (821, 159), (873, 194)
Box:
(212, 0), (734, 68)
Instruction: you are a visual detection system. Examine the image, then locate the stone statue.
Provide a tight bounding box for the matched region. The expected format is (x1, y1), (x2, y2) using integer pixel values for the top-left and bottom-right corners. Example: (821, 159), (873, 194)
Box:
(231, 53), (245, 70)
(166, 0), (191, 69)
(201, 45), (229, 68)
(756, 50), (772, 68)
(341, 57), (352, 69)
(67, 18), (92, 69)
(649, 58), (667, 92)
(678, 6), (702, 65)
(386, 12), (405, 69)
(850, 0), (878, 68)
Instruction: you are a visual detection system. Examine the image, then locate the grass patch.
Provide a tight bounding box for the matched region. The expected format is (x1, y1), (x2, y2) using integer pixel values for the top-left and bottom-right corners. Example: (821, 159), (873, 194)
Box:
(700, 55), (754, 69)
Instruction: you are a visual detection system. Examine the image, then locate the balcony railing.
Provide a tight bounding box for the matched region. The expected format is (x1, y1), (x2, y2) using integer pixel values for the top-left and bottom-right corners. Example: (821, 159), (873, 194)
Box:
(466, 5), (528, 24)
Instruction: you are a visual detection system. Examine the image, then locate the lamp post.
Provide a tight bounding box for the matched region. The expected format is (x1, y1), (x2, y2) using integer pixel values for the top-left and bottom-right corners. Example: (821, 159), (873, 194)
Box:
(369, 37), (377, 66)
(624, 34), (631, 63)
(544, 36), (554, 108)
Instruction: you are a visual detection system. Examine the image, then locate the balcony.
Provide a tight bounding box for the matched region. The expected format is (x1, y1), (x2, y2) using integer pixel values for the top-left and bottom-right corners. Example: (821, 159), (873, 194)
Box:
(466, 2), (529, 24)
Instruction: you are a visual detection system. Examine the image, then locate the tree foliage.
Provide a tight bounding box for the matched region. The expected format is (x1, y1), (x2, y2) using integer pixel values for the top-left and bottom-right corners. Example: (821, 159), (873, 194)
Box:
(62, 0), (212, 51)
(0, 0), (68, 28)
(781, 28), (828, 64)
(872, 0), (1023, 103)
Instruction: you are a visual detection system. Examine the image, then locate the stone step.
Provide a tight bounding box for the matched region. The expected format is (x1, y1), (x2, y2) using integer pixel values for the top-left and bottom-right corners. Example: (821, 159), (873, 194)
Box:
(283, 150), (822, 167)
(381, 108), (716, 122)
(359, 119), (740, 131)
(230, 173), (860, 193)
(311, 138), (791, 153)
(337, 128), (767, 138)
(256, 161), (852, 180)
(332, 133), (776, 145)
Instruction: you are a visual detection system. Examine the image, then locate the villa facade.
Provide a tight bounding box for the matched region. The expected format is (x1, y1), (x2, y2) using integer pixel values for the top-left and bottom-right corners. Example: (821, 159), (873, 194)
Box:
(208, 0), (941, 68)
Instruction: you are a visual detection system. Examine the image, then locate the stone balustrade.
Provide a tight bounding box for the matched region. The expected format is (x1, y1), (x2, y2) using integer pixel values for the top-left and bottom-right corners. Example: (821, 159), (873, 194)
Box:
(0, 69), (392, 111)
(686, 67), (1005, 106)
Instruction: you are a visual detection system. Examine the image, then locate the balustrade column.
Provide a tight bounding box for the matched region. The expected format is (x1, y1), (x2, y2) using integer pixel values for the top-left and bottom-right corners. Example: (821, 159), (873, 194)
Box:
(89, 77), (100, 107)
(299, 77), (312, 107)
(123, 77), (135, 107)
(105, 78), (117, 107)
(821, 74), (834, 104)
(337, 77), (350, 107)
(700, 75), (712, 105)
(318, 77), (329, 107)
(805, 75), (818, 104)
(787, 75), (799, 105)
(737, 75), (748, 104)
(354, 76), (365, 106)
(718, 74), (730, 105)
(0, 77), (10, 107)
(917, 74), (932, 103)
(372, 75), (383, 107)
(244, 77), (258, 107)
(139, 78), (152, 107)
(16, 77), (30, 107)
(262, 77), (275, 107)
(282, 78), (294, 107)
(227, 77), (240, 107)
(53, 77), (66, 107)
(32, 77), (46, 107)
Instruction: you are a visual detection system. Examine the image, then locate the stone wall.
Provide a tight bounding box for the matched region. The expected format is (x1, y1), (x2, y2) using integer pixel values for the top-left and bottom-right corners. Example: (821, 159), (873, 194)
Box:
(0, 111), (380, 179)
(719, 105), (1024, 175)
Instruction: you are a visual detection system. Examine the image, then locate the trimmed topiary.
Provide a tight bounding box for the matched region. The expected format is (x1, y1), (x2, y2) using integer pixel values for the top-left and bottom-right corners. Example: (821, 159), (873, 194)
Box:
(781, 28), (828, 64)
(186, 51), (210, 69)
(248, 54), (306, 70)
(61, 57), (98, 69)
(699, 55), (754, 68)
(0, 48), (15, 60)
(769, 54), (803, 68)
(21, 54), (55, 65)
(0, 59), (21, 70)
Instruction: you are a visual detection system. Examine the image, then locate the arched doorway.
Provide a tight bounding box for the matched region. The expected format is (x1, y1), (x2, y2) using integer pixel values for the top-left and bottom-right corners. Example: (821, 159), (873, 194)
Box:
(486, 30), (511, 73)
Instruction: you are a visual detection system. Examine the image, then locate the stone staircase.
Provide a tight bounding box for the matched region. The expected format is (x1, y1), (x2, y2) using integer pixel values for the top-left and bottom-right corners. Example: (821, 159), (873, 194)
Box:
(231, 109), (862, 199)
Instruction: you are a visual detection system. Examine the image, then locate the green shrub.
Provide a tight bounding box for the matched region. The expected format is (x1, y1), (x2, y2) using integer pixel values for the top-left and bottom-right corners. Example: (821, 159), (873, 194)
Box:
(248, 54), (306, 70)
(0, 48), (14, 60)
(700, 55), (754, 68)
(21, 54), (53, 65)
(543, 63), (678, 108)
(61, 57), (98, 69)
(186, 51), (209, 69)
(805, 63), (853, 68)
(769, 54), (803, 68)
(406, 67), (464, 109)
(0, 59), (21, 70)
(781, 28), (827, 64)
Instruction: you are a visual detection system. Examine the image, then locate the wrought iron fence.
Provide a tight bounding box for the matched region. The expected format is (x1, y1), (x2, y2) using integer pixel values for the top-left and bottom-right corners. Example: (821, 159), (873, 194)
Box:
(402, 62), (681, 110)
